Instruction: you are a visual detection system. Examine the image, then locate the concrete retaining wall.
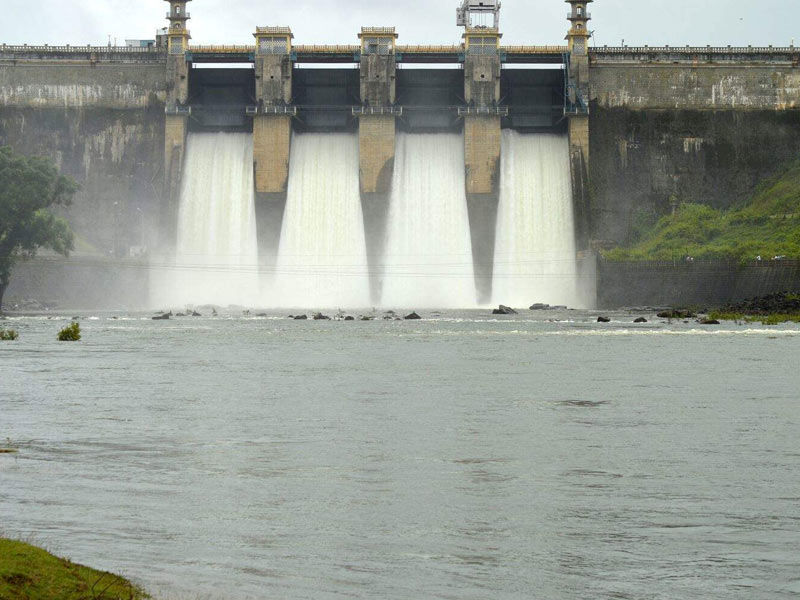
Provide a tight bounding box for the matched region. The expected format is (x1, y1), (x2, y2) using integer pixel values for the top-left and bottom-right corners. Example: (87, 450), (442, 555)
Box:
(590, 64), (800, 110)
(589, 107), (800, 244)
(597, 259), (800, 308)
(0, 63), (167, 109)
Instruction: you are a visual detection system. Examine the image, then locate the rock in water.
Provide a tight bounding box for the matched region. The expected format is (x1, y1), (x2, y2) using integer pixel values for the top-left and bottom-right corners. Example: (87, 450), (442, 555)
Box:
(634, 317), (648, 323)
(404, 312), (422, 320)
(698, 318), (720, 325)
(658, 309), (697, 319)
(597, 316), (611, 323)
(152, 313), (170, 321)
(313, 313), (331, 321)
(293, 315), (308, 320)
(344, 316), (355, 321)
(493, 305), (518, 315)
(529, 303), (550, 310)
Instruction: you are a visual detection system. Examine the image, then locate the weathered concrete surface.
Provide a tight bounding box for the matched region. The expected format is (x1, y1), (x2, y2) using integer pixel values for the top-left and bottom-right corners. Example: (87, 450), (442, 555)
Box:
(464, 116), (501, 196)
(359, 115), (395, 195)
(590, 65), (800, 110)
(0, 107), (165, 254)
(252, 116), (291, 267)
(597, 259), (800, 308)
(464, 56), (501, 107)
(589, 107), (800, 244)
(464, 112), (501, 303)
(569, 115), (590, 250)
(0, 64), (167, 108)
(360, 52), (396, 107)
(253, 115), (291, 195)
(164, 114), (187, 248)
(358, 115), (395, 303)
(254, 54), (293, 105)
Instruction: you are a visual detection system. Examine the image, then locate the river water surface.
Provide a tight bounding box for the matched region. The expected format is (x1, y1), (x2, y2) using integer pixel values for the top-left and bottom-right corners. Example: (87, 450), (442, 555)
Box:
(1, 311), (799, 599)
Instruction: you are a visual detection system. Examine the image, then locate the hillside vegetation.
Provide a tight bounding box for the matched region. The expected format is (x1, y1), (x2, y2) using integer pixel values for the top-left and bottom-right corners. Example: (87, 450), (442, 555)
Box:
(605, 159), (800, 261)
(0, 539), (148, 600)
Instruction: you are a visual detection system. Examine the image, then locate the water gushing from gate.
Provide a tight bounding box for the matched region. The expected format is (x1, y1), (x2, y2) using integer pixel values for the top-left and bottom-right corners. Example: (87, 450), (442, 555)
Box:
(272, 133), (371, 308)
(492, 131), (581, 308)
(381, 133), (476, 308)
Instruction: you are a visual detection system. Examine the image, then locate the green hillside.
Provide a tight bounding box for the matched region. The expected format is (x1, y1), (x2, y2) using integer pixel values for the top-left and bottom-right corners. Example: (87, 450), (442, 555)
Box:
(605, 160), (800, 262)
(0, 538), (149, 600)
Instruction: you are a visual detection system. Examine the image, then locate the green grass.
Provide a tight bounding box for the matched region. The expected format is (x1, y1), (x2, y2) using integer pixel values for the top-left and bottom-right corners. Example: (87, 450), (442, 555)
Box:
(0, 538), (149, 600)
(708, 310), (800, 324)
(57, 322), (81, 342)
(604, 159), (800, 262)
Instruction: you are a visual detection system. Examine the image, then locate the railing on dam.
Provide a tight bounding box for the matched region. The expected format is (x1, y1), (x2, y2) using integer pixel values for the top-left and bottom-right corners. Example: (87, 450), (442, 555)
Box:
(591, 45), (800, 65)
(3, 42), (797, 66)
(0, 44), (165, 63)
(186, 44), (568, 64)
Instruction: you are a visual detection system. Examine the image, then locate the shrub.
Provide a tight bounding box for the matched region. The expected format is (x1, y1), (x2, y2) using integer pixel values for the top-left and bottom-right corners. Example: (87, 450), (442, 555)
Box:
(57, 322), (81, 342)
(0, 329), (18, 341)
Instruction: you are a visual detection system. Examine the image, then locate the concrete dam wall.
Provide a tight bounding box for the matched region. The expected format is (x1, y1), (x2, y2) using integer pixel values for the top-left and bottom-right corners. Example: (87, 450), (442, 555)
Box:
(0, 57), (168, 258)
(2, 31), (800, 307)
(587, 50), (800, 245)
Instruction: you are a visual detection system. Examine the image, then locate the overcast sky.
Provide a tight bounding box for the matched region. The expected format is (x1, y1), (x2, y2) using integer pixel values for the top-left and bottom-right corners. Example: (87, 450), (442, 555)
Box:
(1, 0), (796, 48)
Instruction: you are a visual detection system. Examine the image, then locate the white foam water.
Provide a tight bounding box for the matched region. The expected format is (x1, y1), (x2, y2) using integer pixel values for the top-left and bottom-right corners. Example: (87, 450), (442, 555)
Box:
(381, 133), (476, 308)
(271, 133), (370, 308)
(492, 131), (582, 308)
(151, 132), (259, 308)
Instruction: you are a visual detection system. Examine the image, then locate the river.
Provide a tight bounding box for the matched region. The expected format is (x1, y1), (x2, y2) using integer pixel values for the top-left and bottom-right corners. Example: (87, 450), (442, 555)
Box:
(1, 310), (799, 599)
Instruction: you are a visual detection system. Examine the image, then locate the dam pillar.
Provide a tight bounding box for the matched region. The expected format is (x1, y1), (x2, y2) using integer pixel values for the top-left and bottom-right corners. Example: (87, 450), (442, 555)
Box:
(252, 27), (295, 268)
(565, 0), (593, 251)
(163, 0), (192, 250)
(357, 27), (399, 302)
(462, 27), (503, 303)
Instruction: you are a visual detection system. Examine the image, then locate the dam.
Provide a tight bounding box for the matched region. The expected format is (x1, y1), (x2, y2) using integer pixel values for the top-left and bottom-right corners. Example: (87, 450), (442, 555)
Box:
(2, 0), (800, 308)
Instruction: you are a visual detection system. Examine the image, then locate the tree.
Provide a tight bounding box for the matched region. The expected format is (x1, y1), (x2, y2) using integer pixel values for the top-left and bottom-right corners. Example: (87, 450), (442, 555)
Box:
(0, 146), (79, 313)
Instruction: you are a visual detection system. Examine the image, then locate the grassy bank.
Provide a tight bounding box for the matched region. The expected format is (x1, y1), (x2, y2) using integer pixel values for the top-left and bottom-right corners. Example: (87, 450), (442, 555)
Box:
(605, 159), (800, 261)
(707, 292), (800, 324)
(0, 538), (148, 600)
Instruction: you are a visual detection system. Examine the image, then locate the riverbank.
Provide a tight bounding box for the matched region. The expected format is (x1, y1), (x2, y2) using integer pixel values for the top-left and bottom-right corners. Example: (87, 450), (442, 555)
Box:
(0, 539), (149, 600)
(709, 292), (800, 324)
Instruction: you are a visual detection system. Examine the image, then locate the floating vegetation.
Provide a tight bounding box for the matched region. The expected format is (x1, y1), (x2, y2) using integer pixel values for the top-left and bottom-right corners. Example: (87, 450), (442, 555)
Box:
(0, 329), (19, 341)
(57, 322), (81, 342)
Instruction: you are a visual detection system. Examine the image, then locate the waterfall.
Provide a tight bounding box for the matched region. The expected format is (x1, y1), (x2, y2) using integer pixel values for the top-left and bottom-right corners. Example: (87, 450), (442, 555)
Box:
(272, 133), (370, 308)
(492, 131), (580, 308)
(154, 132), (259, 307)
(381, 133), (476, 308)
